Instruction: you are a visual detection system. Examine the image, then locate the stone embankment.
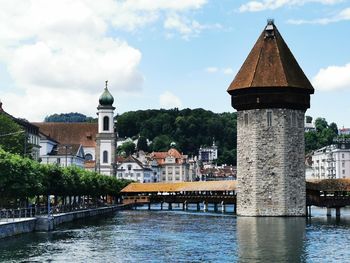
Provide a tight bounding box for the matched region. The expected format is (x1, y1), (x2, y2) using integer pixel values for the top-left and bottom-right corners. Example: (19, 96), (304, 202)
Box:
(0, 205), (129, 239)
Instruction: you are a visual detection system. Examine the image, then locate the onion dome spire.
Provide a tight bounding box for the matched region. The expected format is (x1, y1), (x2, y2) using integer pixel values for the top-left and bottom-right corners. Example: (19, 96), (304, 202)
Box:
(99, 80), (114, 106)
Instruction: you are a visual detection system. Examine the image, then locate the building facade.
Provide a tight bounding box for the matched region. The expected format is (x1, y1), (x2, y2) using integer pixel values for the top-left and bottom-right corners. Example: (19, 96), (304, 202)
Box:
(198, 141), (218, 164)
(311, 142), (350, 179)
(227, 21), (314, 216)
(116, 156), (154, 183)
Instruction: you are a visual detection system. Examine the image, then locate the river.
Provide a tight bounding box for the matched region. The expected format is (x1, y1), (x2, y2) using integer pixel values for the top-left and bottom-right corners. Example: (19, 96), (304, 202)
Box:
(1, 207), (350, 262)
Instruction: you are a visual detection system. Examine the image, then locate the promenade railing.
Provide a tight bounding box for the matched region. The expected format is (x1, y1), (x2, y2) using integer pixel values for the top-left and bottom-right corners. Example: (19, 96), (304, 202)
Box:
(0, 203), (108, 222)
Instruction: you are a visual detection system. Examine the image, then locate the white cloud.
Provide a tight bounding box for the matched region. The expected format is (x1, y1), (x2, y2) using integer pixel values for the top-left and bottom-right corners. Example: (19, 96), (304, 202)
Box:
(205, 67), (219, 73)
(288, 7), (350, 25)
(0, 0), (208, 121)
(223, 67), (234, 75)
(205, 67), (234, 75)
(159, 91), (183, 109)
(239, 0), (342, 12)
(313, 63), (350, 91)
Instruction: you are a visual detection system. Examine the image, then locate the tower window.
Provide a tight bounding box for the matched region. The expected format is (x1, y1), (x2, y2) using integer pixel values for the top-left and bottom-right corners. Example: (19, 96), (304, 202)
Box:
(103, 116), (109, 131)
(244, 113), (248, 126)
(267, 111), (272, 127)
(103, 151), (108, 163)
(292, 112), (297, 127)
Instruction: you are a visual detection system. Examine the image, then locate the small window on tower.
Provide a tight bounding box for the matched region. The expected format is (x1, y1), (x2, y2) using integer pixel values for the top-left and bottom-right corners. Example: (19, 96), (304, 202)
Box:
(267, 111), (272, 127)
(103, 151), (108, 163)
(103, 116), (109, 131)
(292, 112), (297, 127)
(244, 113), (248, 126)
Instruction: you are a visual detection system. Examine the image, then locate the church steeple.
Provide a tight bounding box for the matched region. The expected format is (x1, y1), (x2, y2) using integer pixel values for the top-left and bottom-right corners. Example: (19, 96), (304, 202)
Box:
(98, 80), (115, 108)
(96, 81), (116, 176)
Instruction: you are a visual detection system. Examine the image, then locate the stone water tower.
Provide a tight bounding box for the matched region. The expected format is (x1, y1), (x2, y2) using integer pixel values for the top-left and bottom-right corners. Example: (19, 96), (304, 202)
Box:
(227, 20), (314, 216)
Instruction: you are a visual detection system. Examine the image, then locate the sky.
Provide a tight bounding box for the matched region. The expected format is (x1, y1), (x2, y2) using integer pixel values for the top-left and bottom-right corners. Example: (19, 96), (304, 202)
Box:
(0, 0), (350, 127)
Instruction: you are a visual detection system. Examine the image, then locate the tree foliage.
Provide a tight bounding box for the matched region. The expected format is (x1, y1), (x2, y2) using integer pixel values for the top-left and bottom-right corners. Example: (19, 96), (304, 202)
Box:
(0, 113), (26, 155)
(305, 117), (338, 153)
(44, 112), (95, 123)
(0, 148), (131, 207)
(117, 108), (237, 164)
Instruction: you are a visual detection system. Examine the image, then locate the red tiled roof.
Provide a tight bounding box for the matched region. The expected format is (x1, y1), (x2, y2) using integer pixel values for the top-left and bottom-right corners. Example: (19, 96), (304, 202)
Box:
(32, 122), (98, 147)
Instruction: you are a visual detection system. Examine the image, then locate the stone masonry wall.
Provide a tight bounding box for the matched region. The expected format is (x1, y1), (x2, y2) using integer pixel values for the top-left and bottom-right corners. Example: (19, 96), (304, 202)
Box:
(237, 109), (305, 216)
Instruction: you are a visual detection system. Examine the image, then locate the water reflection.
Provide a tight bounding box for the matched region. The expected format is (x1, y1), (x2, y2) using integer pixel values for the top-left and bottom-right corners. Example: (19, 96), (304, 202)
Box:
(237, 217), (306, 262)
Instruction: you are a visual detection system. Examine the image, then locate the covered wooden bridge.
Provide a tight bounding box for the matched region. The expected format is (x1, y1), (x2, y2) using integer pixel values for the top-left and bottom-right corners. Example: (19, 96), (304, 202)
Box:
(121, 181), (236, 212)
(121, 179), (350, 216)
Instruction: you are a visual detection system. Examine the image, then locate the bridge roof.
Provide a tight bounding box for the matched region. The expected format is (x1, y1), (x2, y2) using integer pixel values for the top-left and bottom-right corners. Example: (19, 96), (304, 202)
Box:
(121, 181), (237, 193)
(306, 179), (350, 192)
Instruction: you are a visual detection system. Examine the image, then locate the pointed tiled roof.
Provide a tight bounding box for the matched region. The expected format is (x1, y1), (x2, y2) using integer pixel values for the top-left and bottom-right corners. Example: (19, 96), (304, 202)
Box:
(227, 21), (314, 93)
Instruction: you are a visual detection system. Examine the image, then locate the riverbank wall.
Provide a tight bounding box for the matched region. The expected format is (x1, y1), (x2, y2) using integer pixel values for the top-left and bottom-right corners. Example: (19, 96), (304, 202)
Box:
(0, 205), (129, 239)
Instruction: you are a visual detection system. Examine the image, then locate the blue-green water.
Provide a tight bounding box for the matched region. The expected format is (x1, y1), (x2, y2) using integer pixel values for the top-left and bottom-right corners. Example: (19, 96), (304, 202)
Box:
(1, 208), (350, 262)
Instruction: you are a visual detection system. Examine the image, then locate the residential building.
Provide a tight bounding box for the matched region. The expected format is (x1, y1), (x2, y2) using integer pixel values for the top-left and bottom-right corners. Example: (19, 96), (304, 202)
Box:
(311, 141), (350, 179)
(149, 146), (191, 182)
(198, 141), (218, 164)
(339, 128), (350, 135)
(116, 155), (154, 183)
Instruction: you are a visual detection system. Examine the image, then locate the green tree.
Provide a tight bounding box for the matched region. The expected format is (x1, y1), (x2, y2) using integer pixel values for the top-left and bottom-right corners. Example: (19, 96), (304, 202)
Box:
(118, 141), (136, 156)
(137, 136), (149, 152)
(151, 135), (172, 152)
(0, 113), (26, 155)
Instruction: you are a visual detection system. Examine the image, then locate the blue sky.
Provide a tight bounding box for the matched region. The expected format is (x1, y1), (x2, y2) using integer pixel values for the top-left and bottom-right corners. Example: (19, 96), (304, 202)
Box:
(0, 0), (349, 127)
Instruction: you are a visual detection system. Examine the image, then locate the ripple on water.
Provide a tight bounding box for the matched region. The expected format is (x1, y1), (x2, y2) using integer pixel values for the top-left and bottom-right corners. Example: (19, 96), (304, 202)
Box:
(0, 208), (349, 262)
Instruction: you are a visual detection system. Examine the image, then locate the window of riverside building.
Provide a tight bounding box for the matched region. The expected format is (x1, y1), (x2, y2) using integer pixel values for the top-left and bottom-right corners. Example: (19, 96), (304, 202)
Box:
(267, 111), (272, 127)
(103, 116), (109, 131)
(244, 113), (248, 126)
(85, 153), (93, 161)
(342, 154), (345, 159)
(103, 151), (108, 163)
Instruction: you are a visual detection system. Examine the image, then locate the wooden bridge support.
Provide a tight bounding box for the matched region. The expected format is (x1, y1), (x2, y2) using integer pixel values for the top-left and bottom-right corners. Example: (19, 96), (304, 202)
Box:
(148, 203), (151, 210)
(327, 208), (331, 217)
(168, 203), (172, 210)
(203, 202), (208, 212)
(233, 204), (237, 215)
(214, 203), (218, 213)
(160, 202), (164, 210)
(197, 203), (200, 211)
(221, 201), (226, 213)
(336, 207), (341, 217)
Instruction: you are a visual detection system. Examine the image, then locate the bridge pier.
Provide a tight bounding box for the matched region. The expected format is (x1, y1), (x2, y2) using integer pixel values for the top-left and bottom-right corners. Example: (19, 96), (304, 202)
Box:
(160, 202), (164, 210)
(203, 202), (208, 212)
(148, 203), (151, 210)
(168, 203), (172, 210)
(336, 207), (341, 217)
(183, 201), (188, 211)
(197, 203), (200, 211)
(233, 204), (237, 215)
(327, 208), (332, 217)
(214, 203), (218, 213)
(221, 201), (226, 213)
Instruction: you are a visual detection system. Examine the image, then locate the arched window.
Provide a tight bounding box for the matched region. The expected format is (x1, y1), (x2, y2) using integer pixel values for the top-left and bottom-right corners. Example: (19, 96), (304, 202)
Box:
(103, 116), (109, 131)
(85, 153), (93, 161)
(103, 151), (108, 163)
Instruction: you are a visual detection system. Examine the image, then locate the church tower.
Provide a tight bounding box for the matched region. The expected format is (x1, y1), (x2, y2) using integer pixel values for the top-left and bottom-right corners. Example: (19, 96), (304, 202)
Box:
(227, 20), (314, 216)
(96, 81), (116, 175)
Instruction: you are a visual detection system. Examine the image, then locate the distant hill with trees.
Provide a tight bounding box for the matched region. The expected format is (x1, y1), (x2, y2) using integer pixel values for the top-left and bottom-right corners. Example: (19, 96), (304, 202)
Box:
(116, 108), (237, 165)
(43, 109), (343, 165)
(44, 112), (96, 123)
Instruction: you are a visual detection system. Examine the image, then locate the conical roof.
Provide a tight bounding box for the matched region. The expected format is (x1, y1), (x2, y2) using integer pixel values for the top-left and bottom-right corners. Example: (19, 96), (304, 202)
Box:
(227, 21), (314, 93)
